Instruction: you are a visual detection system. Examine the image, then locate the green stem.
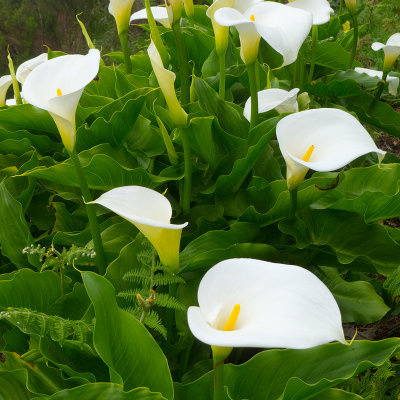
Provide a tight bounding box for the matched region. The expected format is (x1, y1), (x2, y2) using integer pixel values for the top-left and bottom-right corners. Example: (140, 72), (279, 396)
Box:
(219, 53), (226, 100)
(179, 127), (192, 214)
(299, 52), (305, 89)
(247, 62), (258, 129)
(308, 25), (318, 83)
(289, 188), (298, 221)
(69, 150), (107, 275)
(213, 358), (225, 400)
(172, 21), (190, 105)
(119, 31), (132, 74)
(348, 14), (358, 69)
(145, 0), (169, 66)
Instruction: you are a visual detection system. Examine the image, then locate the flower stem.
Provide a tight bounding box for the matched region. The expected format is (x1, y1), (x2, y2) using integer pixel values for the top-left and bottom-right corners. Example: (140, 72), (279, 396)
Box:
(247, 62), (258, 129)
(172, 21), (190, 105)
(289, 188), (298, 221)
(179, 127), (192, 214)
(219, 53), (226, 100)
(69, 150), (107, 275)
(374, 70), (389, 102)
(348, 14), (358, 69)
(119, 31), (132, 74)
(308, 25), (318, 83)
(213, 357), (225, 400)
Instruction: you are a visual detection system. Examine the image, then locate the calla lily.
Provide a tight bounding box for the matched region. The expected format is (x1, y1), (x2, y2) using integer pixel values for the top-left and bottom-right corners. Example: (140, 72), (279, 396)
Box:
(243, 88), (299, 121)
(22, 49), (100, 153)
(355, 67), (399, 96)
(206, 0), (235, 56)
(188, 258), (346, 352)
(372, 33), (400, 72)
(130, 6), (171, 28)
(147, 41), (187, 127)
(92, 186), (188, 272)
(109, 0), (135, 34)
(166, 0), (183, 25)
(288, 0), (333, 25)
(214, 1), (312, 66)
(276, 108), (386, 189)
(5, 99), (16, 106)
(16, 53), (48, 84)
(0, 75), (12, 107)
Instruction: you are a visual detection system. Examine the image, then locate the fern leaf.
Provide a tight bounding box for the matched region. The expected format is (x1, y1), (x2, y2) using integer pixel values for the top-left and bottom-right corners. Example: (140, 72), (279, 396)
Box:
(0, 307), (93, 347)
(125, 306), (167, 339)
(152, 273), (185, 287)
(123, 267), (152, 286)
(155, 293), (187, 311)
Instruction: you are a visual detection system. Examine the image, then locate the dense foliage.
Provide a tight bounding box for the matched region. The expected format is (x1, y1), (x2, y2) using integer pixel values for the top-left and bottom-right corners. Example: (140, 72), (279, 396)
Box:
(1, 0), (400, 399)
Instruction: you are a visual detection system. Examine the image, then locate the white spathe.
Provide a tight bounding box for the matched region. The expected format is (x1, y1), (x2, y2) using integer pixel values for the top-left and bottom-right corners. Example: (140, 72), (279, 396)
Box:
(109, 0), (135, 34)
(372, 33), (400, 72)
(288, 0), (333, 25)
(147, 41), (187, 127)
(92, 186), (188, 272)
(22, 49), (101, 153)
(165, 0), (183, 25)
(130, 6), (171, 28)
(276, 108), (386, 188)
(16, 53), (48, 84)
(355, 67), (399, 96)
(214, 1), (312, 66)
(0, 75), (12, 107)
(243, 88), (299, 121)
(188, 258), (346, 349)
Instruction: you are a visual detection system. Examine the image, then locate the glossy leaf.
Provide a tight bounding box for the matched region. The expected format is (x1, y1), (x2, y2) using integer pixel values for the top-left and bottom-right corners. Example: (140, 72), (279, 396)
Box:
(82, 272), (174, 399)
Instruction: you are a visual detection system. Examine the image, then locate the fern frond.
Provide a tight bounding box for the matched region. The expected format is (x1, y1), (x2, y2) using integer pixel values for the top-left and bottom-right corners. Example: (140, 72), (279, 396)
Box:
(155, 293), (187, 311)
(152, 272), (185, 287)
(383, 266), (400, 303)
(125, 306), (167, 339)
(117, 289), (144, 304)
(0, 307), (93, 347)
(123, 266), (152, 286)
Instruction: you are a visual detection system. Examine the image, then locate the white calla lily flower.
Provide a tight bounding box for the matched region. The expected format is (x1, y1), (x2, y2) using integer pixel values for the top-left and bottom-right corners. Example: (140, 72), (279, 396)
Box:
(276, 108), (386, 189)
(148, 41), (187, 127)
(0, 75), (12, 107)
(16, 53), (48, 84)
(130, 6), (171, 28)
(92, 186), (188, 272)
(166, 0), (183, 25)
(109, 0), (135, 34)
(372, 33), (400, 72)
(288, 0), (333, 25)
(215, 1), (312, 66)
(355, 67), (399, 96)
(188, 258), (346, 351)
(243, 88), (299, 121)
(22, 49), (101, 153)
(5, 99), (16, 106)
(206, 0), (235, 56)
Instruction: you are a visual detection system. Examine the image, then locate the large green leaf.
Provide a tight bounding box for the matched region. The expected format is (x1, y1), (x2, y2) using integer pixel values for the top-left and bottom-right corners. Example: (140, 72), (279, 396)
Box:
(34, 383), (167, 400)
(312, 389), (364, 400)
(0, 181), (37, 268)
(194, 78), (249, 139)
(316, 266), (389, 324)
(0, 370), (36, 399)
(82, 272), (174, 399)
(0, 269), (63, 312)
(180, 222), (280, 272)
(279, 209), (400, 274)
(314, 42), (361, 70)
(175, 339), (400, 400)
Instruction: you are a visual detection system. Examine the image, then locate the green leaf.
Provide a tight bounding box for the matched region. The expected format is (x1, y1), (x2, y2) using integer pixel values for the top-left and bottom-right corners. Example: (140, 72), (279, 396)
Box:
(38, 383), (167, 400)
(311, 388), (364, 399)
(314, 42), (361, 70)
(194, 78), (249, 139)
(279, 209), (400, 274)
(82, 272), (174, 399)
(0, 181), (38, 268)
(180, 222), (280, 272)
(0, 370), (36, 399)
(316, 266), (390, 324)
(175, 339), (400, 400)
(0, 269), (63, 312)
